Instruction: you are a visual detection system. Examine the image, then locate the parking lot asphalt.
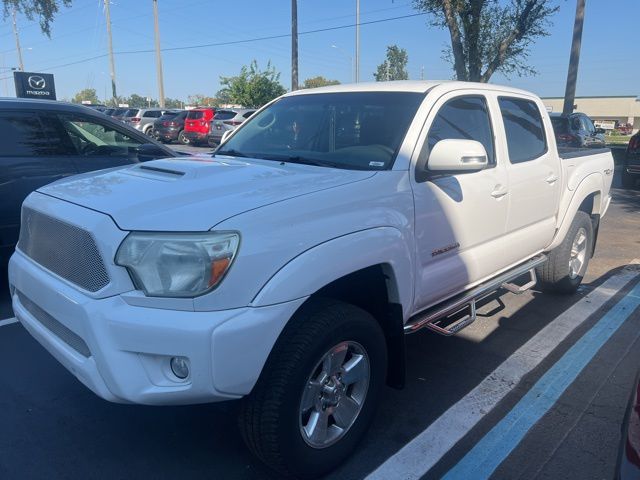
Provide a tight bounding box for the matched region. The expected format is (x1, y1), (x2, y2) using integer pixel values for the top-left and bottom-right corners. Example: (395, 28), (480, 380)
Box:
(0, 166), (639, 480)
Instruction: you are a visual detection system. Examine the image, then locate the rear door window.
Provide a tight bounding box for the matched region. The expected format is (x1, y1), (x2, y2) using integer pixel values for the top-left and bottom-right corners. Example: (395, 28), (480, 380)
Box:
(498, 97), (547, 163)
(0, 111), (75, 156)
(425, 95), (495, 166)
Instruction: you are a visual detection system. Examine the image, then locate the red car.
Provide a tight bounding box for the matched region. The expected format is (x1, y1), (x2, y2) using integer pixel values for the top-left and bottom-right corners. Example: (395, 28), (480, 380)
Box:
(183, 108), (216, 145)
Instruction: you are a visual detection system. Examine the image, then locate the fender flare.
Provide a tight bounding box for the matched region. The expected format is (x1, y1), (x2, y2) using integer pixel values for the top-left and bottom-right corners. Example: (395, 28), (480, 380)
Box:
(548, 173), (603, 251)
(252, 227), (414, 320)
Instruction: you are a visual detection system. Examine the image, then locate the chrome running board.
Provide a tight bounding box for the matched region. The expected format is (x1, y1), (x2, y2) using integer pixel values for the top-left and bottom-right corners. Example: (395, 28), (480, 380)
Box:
(404, 254), (547, 336)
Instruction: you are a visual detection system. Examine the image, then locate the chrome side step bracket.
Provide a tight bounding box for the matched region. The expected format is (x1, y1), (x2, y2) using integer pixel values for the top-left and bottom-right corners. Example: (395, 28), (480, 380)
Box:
(404, 254), (547, 336)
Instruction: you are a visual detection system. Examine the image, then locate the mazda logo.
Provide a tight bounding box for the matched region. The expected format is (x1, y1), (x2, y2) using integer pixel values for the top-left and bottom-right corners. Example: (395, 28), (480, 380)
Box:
(27, 75), (46, 90)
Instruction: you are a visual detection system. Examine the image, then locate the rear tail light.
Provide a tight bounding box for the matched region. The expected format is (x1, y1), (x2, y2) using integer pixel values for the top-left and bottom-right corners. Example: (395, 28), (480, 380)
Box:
(162, 121), (170, 127)
(130, 118), (140, 123)
(223, 120), (242, 126)
(169, 121), (179, 127)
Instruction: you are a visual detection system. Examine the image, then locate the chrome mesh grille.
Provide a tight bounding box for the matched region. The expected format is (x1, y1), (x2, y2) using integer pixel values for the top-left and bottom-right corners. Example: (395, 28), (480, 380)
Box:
(17, 207), (110, 292)
(17, 291), (91, 358)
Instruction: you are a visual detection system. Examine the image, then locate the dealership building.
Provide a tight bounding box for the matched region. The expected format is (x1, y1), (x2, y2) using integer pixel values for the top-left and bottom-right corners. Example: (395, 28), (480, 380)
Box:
(542, 95), (640, 132)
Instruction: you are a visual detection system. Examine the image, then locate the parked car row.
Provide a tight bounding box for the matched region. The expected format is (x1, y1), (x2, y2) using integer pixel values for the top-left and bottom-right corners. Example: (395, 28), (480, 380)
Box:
(100, 106), (255, 147)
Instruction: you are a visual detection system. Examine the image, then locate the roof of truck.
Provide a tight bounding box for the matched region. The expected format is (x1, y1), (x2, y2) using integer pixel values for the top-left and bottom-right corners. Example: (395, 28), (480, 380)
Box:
(285, 80), (538, 98)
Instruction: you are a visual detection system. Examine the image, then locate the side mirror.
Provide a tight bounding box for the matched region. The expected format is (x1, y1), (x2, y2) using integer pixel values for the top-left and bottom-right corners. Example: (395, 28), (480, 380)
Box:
(220, 130), (232, 144)
(428, 139), (488, 173)
(135, 143), (170, 159)
(595, 127), (606, 134)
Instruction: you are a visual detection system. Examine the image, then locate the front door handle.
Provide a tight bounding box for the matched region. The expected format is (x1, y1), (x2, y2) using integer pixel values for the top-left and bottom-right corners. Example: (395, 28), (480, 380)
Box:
(491, 186), (508, 199)
(545, 174), (558, 184)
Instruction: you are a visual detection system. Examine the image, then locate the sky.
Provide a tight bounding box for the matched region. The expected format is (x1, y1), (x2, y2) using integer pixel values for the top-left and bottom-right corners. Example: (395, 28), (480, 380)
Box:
(0, 0), (637, 102)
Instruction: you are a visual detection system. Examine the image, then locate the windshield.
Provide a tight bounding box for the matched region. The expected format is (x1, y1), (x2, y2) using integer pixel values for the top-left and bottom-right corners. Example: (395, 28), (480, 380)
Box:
(218, 91), (424, 170)
(214, 110), (237, 120)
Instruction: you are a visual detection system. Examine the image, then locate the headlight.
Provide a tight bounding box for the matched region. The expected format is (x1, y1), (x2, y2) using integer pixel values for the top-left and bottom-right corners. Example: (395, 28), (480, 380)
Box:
(115, 232), (239, 297)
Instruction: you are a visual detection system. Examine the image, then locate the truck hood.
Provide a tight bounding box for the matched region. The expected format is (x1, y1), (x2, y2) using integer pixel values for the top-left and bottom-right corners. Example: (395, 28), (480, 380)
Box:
(39, 156), (376, 231)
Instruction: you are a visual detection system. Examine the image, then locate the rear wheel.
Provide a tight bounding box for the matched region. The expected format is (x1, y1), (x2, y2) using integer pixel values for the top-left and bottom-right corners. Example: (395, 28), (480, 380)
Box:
(536, 210), (593, 293)
(239, 298), (387, 479)
(178, 130), (189, 145)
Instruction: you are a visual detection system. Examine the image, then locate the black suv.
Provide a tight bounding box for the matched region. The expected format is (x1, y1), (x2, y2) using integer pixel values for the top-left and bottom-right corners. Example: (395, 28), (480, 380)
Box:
(623, 130), (640, 189)
(0, 98), (178, 281)
(550, 112), (606, 149)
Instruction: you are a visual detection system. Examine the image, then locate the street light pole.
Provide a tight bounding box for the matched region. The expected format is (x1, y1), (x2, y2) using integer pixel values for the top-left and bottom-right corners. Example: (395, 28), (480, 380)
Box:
(152, 0), (165, 108)
(563, 0), (586, 115)
(12, 9), (24, 72)
(291, 0), (299, 91)
(355, 0), (360, 83)
(104, 0), (118, 105)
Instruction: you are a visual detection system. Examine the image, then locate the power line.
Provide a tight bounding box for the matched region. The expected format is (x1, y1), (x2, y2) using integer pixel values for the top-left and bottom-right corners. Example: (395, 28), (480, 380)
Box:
(0, 11), (428, 79)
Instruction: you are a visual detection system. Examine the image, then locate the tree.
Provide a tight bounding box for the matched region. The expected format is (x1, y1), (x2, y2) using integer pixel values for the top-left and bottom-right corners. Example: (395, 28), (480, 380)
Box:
(187, 94), (217, 106)
(413, 0), (559, 82)
(164, 97), (184, 109)
(71, 88), (99, 105)
(122, 94), (157, 108)
(374, 45), (409, 81)
(302, 76), (340, 89)
(217, 60), (287, 109)
(3, 0), (71, 36)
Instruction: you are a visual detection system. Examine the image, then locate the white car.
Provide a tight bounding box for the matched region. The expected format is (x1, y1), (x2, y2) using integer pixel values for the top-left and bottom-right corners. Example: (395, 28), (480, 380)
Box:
(9, 81), (614, 478)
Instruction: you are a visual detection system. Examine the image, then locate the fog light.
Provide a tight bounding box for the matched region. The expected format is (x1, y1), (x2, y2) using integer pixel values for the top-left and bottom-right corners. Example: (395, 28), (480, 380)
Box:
(170, 356), (190, 379)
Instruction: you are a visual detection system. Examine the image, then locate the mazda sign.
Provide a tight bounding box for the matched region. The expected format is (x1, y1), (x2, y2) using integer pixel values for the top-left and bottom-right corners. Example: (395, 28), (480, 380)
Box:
(14, 71), (56, 100)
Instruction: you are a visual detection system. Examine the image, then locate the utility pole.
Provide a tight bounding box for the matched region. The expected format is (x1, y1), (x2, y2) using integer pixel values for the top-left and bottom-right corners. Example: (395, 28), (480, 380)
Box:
(563, 0), (586, 115)
(355, 0), (360, 83)
(291, 0), (298, 91)
(420, 65), (425, 80)
(12, 9), (24, 71)
(152, 0), (165, 107)
(104, 0), (118, 105)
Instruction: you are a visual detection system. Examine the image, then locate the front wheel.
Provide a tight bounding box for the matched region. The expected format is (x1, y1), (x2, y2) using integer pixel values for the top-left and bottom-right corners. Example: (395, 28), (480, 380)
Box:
(239, 298), (387, 479)
(536, 210), (593, 293)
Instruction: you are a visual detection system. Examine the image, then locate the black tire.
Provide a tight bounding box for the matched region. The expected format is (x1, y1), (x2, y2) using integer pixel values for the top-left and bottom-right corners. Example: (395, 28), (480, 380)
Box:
(536, 210), (593, 293)
(239, 298), (387, 479)
(622, 171), (636, 189)
(178, 130), (189, 145)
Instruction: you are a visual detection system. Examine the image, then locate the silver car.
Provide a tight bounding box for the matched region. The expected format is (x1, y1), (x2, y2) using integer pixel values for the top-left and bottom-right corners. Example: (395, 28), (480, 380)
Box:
(125, 108), (178, 136)
(207, 108), (255, 146)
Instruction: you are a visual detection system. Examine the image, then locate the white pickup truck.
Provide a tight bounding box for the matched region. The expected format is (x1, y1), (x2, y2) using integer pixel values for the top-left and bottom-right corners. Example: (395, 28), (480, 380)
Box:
(9, 81), (613, 478)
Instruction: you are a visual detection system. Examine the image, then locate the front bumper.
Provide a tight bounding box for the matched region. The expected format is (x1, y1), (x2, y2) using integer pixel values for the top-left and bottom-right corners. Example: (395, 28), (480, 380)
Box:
(9, 250), (306, 405)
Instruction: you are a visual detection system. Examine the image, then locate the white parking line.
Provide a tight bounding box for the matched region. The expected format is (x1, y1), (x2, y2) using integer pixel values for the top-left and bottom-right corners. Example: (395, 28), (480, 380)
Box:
(0, 317), (18, 327)
(366, 262), (640, 480)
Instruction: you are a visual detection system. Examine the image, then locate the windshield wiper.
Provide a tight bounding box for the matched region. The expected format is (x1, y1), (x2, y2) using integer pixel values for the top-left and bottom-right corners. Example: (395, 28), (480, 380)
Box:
(259, 154), (340, 169)
(215, 149), (249, 158)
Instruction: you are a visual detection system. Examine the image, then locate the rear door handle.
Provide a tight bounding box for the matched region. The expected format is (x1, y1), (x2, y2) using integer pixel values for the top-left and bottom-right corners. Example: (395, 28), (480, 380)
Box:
(491, 186), (508, 199)
(545, 174), (558, 184)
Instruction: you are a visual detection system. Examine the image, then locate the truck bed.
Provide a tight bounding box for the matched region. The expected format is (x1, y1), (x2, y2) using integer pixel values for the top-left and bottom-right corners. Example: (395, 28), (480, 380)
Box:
(558, 147), (611, 159)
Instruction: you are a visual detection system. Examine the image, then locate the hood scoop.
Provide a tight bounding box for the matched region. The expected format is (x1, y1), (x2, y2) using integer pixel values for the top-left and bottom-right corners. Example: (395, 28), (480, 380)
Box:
(138, 164), (185, 176)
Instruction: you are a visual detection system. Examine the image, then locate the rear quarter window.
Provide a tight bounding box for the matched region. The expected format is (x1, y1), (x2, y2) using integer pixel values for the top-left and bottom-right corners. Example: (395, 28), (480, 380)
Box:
(499, 97), (547, 163)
